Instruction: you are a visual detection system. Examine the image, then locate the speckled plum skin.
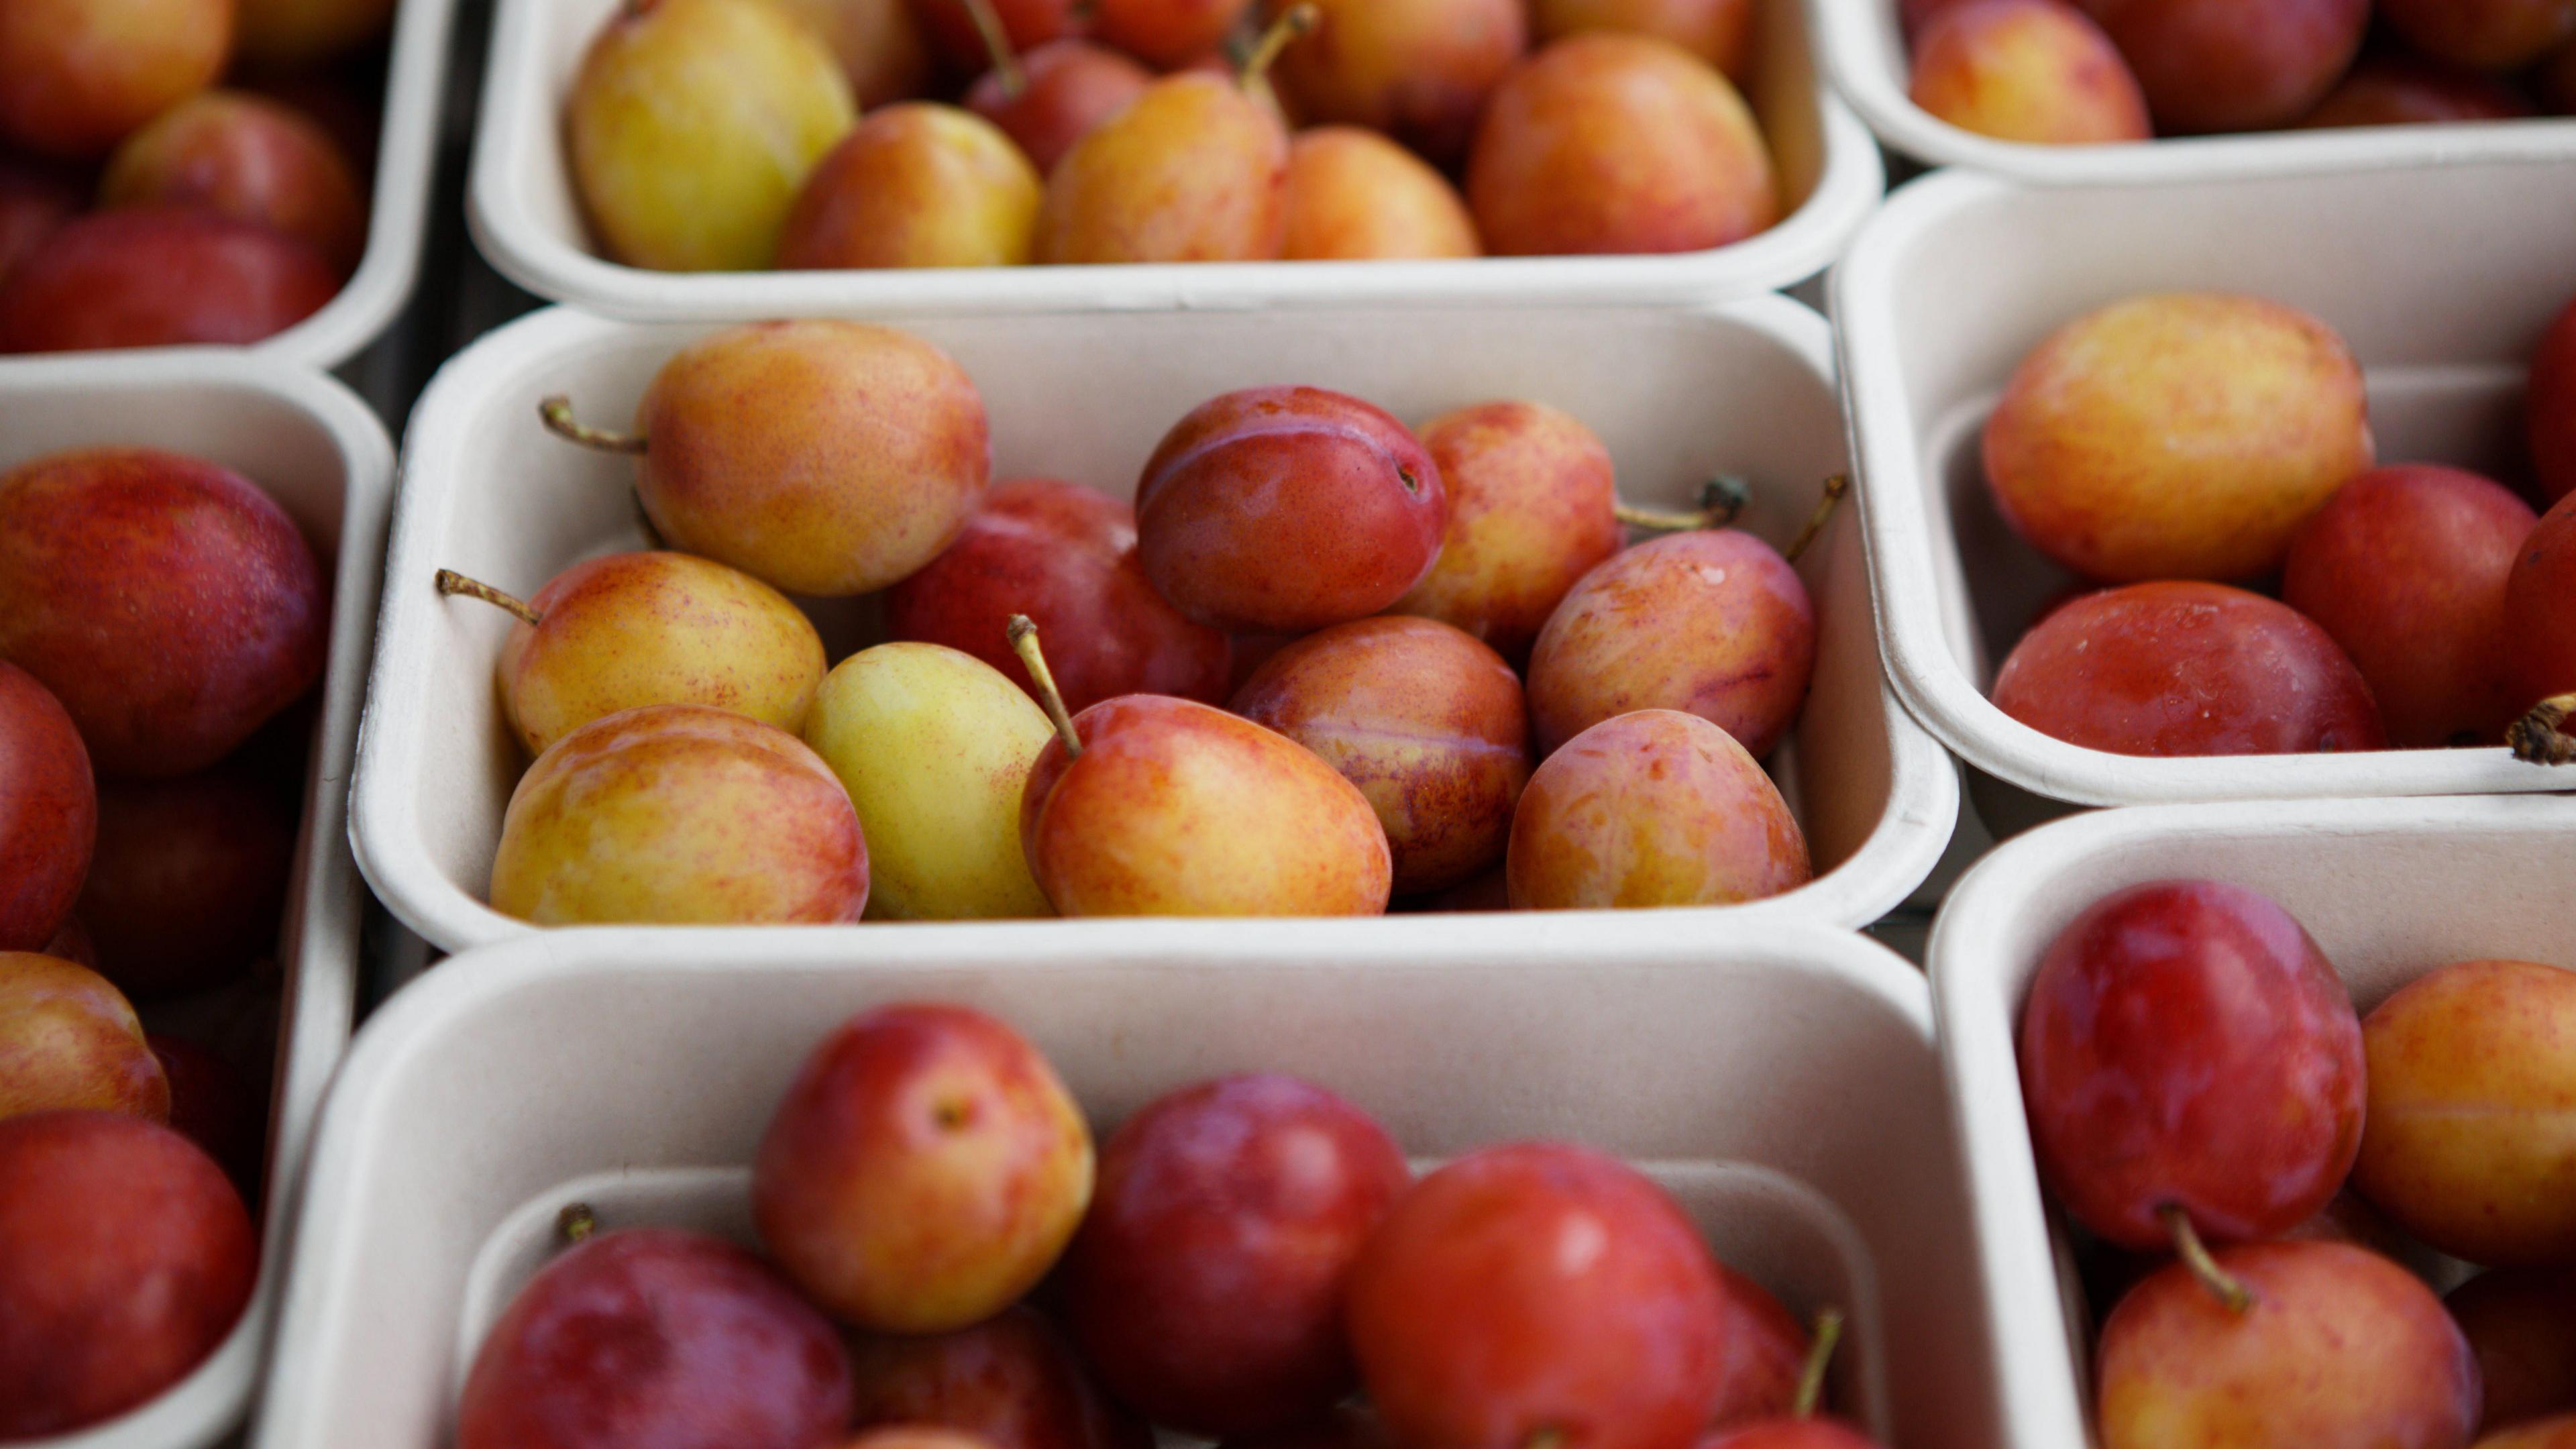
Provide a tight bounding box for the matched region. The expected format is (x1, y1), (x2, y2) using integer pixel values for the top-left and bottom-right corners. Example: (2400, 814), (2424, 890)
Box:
(1281, 129), (1482, 262)
(1022, 695), (1394, 917)
(0, 447), (326, 777)
(1468, 34), (1776, 259)
(494, 550), (827, 757)
(1036, 75), (1291, 265)
(2447, 1269), (2576, 1431)
(78, 768), (295, 998)
(1990, 582), (2386, 758)
(2094, 1242), (2478, 1449)
(0, 953), (167, 1122)
(1059, 1074), (1412, 1437)
(1909, 0), (2152, 145)
(1263, 0), (1527, 163)
(2076, 0), (2369, 133)
(456, 1228), (855, 1449)
(0, 661), (92, 951)
(967, 42), (1152, 176)
(753, 1003), (1093, 1334)
(2280, 466), (2535, 748)
(2353, 961), (2576, 1267)
(843, 1305), (1150, 1449)
(777, 104), (1042, 270)
(1390, 401), (1619, 665)
(0, 208), (341, 352)
(0, 0), (232, 159)
(1136, 387), (1448, 633)
(2505, 491), (2576, 712)
(631, 320), (990, 598)
(884, 479), (1229, 715)
(1526, 530), (1817, 760)
(1346, 1142), (1727, 1449)
(489, 704), (869, 927)
(2296, 51), (2536, 128)
(100, 91), (370, 276)
(1233, 618), (1532, 896)
(1982, 292), (2375, 583)
(2018, 879), (2364, 1250)
(1505, 709), (1810, 911)
(0, 1112), (255, 1440)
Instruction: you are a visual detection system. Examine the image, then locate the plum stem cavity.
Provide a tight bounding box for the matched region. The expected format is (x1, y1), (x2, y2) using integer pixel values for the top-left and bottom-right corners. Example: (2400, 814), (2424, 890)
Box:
(435, 569), (544, 627)
(2160, 1204), (2253, 1314)
(2508, 693), (2576, 765)
(539, 396), (649, 455)
(1008, 614), (1084, 758)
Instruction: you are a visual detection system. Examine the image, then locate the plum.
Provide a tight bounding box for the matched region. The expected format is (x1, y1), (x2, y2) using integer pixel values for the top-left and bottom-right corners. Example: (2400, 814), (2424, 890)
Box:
(2076, 0), (2368, 133)
(2355, 960), (2576, 1267)
(1281, 127), (1481, 261)
(1525, 529), (1816, 760)
(0, 953), (167, 1123)
(1532, 0), (1755, 78)
(457, 1226), (855, 1449)
(780, 103), (1042, 270)
(1909, 0), (2153, 144)
(2019, 879), (2363, 1250)
(0, 155), (78, 286)
(2529, 296), (2576, 506)
(1263, 0), (1526, 162)
(1505, 708), (1811, 910)
(1092, 0), (1254, 68)
(769, 0), (938, 107)
(966, 41), (1153, 176)
(912, 0), (1084, 70)
(0, 1112), (255, 1438)
(0, 447), (326, 777)
(1035, 64), (1293, 264)
(1983, 292), (2375, 583)
(0, 661), (92, 951)
(1347, 1142), (1727, 1449)
(1990, 582), (2385, 757)
(0, 207), (340, 352)
(0, 0), (232, 159)
(844, 1305), (1149, 1449)
(2281, 465), (2536, 747)
(146, 1033), (262, 1197)
(2449, 1270), (2576, 1432)
(2297, 50), (2537, 127)
(1389, 401), (1620, 666)
(1710, 1265), (1813, 1428)
(2379, 0), (2576, 72)
(99, 91), (368, 276)
(1058, 1074), (1411, 1436)
(2506, 493), (2576, 751)
(78, 768), (298, 998)
(1232, 618), (1532, 895)
(753, 1003), (1093, 1332)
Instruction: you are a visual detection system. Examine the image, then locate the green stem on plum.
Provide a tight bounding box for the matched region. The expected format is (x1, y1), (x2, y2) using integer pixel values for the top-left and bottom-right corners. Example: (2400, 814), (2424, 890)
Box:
(958, 0), (1026, 99)
(2160, 1205), (2253, 1315)
(1791, 1307), (1843, 1419)
(2508, 694), (2576, 766)
(539, 396), (648, 455)
(1008, 614), (1083, 759)
(435, 570), (544, 627)
(1613, 476), (1751, 533)
(556, 1202), (598, 1244)
(1240, 3), (1319, 87)
(1782, 473), (1851, 565)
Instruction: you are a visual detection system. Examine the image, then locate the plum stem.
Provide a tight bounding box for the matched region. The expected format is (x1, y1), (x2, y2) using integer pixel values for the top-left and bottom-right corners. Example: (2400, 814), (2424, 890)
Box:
(959, 0), (1026, 99)
(556, 1202), (598, 1244)
(1240, 3), (1318, 87)
(1008, 614), (1083, 759)
(435, 570), (543, 626)
(2508, 694), (2576, 765)
(2161, 1205), (2253, 1314)
(539, 396), (647, 455)
(1792, 1307), (1843, 1419)
(1783, 473), (1850, 564)
(1613, 476), (1750, 533)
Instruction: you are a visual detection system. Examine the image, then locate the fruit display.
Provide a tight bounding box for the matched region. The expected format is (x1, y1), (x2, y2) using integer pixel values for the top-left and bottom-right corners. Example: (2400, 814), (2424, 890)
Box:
(453, 318), (1836, 926)
(1968, 285), (2576, 764)
(1897, 0), (2569, 146)
(0, 0), (401, 353)
(458, 1000), (1883, 1449)
(2009, 871), (2576, 1447)
(0, 440), (332, 1436)
(553, 0), (1791, 272)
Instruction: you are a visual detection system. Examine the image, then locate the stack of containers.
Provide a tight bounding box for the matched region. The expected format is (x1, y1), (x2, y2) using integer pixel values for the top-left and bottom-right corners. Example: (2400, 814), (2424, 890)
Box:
(1809, 2), (2576, 1436)
(248, 0), (2059, 1441)
(0, 0), (454, 1442)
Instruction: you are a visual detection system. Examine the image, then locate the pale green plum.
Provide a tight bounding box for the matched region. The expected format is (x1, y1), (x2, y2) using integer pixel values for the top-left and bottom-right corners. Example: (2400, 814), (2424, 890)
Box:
(566, 0), (857, 271)
(804, 643), (1056, 921)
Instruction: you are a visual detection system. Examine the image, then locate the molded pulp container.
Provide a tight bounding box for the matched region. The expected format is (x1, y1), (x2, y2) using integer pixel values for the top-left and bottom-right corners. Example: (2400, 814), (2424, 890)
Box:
(467, 0), (1882, 319)
(1833, 159), (2576, 828)
(0, 0), (457, 376)
(1808, 0), (2576, 182)
(1927, 792), (2576, 1448)
(252, 922), (2010, 1448)
(350, 298), (1959, 953)
(0, 352), (391, 1449)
